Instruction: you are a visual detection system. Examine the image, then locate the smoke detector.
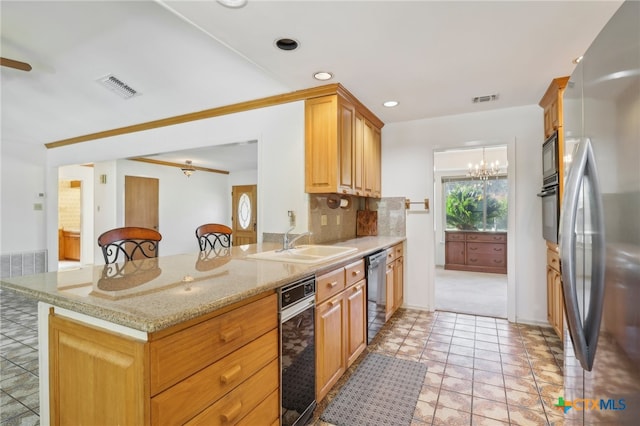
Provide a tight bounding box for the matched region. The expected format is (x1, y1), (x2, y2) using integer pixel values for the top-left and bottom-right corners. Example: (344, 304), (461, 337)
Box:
(96, 74), (141, 99)
(472, 94), (499, 104)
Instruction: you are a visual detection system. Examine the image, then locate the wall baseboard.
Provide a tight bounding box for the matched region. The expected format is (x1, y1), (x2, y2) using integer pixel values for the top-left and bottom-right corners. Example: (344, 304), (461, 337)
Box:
(0, 250), (48, 278)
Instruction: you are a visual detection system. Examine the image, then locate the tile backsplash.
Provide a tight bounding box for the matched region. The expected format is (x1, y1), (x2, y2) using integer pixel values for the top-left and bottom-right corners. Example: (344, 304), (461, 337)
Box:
(308, 194), (406, 243)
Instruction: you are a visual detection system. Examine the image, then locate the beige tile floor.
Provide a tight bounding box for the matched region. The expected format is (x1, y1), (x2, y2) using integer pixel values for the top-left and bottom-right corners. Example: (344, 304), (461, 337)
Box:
(316, 308), (565, 426)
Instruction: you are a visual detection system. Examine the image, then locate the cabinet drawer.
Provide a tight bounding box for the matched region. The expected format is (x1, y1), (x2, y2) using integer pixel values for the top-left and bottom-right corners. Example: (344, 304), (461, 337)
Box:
(185, 359), (279, 426)
(393, 243), (403, 258)
(317, 267), (346, 302)
(149, 293), (277, 395)
(345, 259), (365, 287)
(385, 247), (396, 264)
(236, 389), (279, 426)
(466, 242), (505, 255)
(465, 233), (506, 243)
(466, 253), (506, 267)
(445, 232), (465, 242)
(547, 249), (561, 272)
(151, 329), (278, 425)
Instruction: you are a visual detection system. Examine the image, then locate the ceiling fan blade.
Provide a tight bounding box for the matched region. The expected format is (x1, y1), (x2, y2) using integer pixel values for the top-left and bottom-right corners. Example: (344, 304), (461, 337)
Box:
(0, 57), (32, 72)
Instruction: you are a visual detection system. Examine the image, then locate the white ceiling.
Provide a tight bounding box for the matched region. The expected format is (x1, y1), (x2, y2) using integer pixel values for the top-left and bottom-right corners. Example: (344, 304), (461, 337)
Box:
(0, 0), (623, 169)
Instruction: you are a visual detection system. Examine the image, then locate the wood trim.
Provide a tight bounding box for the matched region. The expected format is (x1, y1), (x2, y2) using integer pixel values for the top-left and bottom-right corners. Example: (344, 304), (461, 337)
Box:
(45, 83), (383, 149)
(538, 76), (570, 108)
(129, 157), (230, 175)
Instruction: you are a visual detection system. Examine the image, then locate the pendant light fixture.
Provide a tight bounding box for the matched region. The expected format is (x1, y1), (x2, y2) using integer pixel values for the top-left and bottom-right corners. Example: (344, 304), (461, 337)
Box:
(182, 160), (196, 177)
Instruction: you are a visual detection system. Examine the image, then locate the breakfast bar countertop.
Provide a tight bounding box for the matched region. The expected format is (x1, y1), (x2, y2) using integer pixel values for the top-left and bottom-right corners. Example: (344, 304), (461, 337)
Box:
(0, 236), (404, 333)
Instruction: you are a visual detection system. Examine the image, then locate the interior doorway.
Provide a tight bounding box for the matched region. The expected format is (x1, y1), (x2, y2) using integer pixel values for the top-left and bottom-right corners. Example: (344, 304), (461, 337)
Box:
(58, 179), (82, 270)
(433, 145), (509, 318)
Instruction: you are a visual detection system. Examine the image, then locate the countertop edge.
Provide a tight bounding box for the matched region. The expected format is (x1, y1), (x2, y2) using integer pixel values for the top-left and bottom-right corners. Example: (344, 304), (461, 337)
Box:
(1, 236), (405, 333)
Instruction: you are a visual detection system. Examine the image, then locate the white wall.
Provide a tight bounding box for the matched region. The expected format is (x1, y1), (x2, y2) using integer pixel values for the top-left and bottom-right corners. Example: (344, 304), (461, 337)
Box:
(43, 101), (306, 267)
(382, 104), (548, 325)
(0, 141), (47, 253)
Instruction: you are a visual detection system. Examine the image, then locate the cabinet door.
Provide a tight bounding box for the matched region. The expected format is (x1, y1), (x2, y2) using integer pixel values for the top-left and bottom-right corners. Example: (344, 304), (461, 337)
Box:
(385, 262), (395, 321)
(394, 257), (404, 311)
(546, 266), (554, 325)
(363, 118), (376, 195)
(338, 98), (355, 193)
(346, 280), (366, 367)
(305, 95), (338, 193)
(316, 294), (346, 402)
(353, 112), (365, 195)
(552, 270), (564, 340)
(445, 241), (466, 266)
(49, 314), (148, 426)
(371, 126), (382, 197)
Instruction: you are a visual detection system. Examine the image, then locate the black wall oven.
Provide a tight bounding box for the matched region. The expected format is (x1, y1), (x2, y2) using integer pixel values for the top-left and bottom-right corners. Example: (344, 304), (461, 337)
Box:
(538, 130), (560, 243)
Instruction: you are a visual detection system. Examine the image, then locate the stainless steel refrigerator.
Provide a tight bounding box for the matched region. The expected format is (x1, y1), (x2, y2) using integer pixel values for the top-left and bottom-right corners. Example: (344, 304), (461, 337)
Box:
(560, 1), (640, 424)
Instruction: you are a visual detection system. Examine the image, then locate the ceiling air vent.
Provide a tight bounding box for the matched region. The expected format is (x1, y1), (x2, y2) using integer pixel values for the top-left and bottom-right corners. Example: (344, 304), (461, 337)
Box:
(96, 74), (141, 99)
(472, 94), (499, 104)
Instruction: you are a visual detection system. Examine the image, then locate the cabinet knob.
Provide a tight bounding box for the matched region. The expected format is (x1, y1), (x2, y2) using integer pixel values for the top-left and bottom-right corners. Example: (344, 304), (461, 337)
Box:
(328, 281), (338, 288)
(352, 270), (361, 276)
(220, 364), (242, 384)
(220, 326), (242, 343)
(220, 401), (243, 423)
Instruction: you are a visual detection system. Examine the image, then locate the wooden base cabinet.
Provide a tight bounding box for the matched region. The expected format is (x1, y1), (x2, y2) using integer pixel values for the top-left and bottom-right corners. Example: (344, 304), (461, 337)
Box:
(49, 293), (279, 426)
(546, 246), (564, 341)
(444, 231), (507, 274)
(49, 314), (148, 426)
(385, 243), (404, 321)
(315, 259), (367, 402)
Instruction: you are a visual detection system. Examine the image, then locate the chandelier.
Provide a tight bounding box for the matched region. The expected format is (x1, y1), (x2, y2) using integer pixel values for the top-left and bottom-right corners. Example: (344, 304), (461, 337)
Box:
(181, 160), (196, 177)
(468, 147), (500, 181)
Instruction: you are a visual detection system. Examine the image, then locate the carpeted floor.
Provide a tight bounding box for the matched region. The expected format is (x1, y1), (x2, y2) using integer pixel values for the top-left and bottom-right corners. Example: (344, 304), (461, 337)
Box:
(435, 267), (507, 318)
(320, 353), (427, 426)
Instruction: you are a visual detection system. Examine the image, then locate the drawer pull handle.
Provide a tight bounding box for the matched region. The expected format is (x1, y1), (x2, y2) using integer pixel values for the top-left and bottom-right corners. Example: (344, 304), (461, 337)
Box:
(469, 247), (478, 251)
(494, 237), (502, 240)
(328, 281), (338, 288)
(494, 247), (502, 252)
(470, 258), (478, 262)
(352, 270), (361, 276)
(220, 364), (242, 384)
(220, 327), (242, 343)
(220, 401), (243, 423)
(493, 259), (503, 264)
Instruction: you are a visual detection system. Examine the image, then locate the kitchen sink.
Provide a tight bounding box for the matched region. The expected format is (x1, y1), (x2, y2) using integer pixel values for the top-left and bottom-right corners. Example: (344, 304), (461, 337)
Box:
(248, 245), (358, 264)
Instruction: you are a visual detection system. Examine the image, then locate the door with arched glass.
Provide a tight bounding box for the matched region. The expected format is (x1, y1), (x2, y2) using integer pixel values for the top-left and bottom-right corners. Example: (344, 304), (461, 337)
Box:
(231, 185), (257, 245)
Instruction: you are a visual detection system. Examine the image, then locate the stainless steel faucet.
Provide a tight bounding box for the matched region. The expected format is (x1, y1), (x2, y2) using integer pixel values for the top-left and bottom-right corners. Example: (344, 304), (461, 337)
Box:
(282, 227), (312, 251)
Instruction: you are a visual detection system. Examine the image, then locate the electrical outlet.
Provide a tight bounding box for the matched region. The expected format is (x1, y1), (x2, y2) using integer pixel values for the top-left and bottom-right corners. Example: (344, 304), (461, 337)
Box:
(321, 215), (327, 226)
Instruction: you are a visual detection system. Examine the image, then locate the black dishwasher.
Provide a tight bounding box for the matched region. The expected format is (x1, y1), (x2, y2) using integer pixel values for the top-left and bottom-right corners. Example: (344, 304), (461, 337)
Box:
(279, 276), (316, 426)
(366, 250), (388, 343)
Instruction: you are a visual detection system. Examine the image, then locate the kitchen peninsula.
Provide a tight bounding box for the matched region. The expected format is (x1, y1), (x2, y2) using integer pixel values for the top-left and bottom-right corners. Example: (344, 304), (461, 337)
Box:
(0, 236), (403, 426)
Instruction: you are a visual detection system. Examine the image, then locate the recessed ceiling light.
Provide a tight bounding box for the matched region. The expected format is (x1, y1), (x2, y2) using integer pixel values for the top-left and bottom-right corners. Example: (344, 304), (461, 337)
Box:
(572, 55), (584, 64)
(275, 38), (299, 51)
(313, 72), (333, 81)
(216, 0), (247, 8)
(383, 101), (399, 108)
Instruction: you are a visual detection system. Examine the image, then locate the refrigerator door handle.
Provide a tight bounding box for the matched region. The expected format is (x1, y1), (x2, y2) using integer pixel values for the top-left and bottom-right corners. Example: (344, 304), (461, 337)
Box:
(559, 138), (606, 371)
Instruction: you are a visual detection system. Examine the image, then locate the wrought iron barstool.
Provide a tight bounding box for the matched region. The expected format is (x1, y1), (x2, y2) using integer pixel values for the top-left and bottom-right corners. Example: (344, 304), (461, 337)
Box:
(97, 227), (162, 264)
(195, 223), (232, 251)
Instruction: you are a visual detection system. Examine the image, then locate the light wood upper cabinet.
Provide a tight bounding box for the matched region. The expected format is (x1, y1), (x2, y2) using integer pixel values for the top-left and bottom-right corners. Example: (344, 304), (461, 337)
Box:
(305, 91), (383, 197)
(539, 76), (569, 139)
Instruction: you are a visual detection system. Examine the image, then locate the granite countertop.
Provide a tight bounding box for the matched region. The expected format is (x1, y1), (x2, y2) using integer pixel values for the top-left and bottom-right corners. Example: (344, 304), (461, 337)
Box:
(0, 236), (404, 333)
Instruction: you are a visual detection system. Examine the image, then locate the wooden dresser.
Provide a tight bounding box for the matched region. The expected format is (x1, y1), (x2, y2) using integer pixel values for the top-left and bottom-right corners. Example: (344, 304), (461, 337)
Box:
(444, 231), (507, 274)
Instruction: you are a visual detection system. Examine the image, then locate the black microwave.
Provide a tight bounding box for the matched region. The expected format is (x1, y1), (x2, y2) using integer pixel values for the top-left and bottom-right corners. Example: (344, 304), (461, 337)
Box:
(542, 131), (559, 185)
